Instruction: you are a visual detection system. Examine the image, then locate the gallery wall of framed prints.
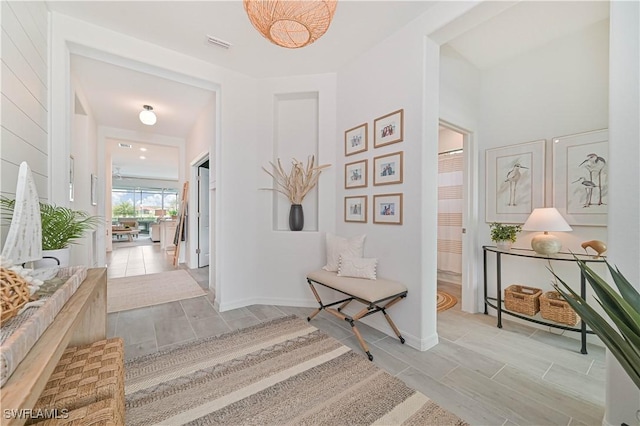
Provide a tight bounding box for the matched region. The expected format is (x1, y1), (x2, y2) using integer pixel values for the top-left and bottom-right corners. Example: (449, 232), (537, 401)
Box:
(343, 109), (405, 225)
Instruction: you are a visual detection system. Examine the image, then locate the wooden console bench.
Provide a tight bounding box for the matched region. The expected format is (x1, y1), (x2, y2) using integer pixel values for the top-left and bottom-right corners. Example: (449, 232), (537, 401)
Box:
(1, 268), (107, 426)
(306, 270), (407, 361)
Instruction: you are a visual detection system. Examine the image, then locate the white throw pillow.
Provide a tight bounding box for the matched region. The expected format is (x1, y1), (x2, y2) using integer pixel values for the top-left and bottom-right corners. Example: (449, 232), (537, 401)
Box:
(337, 255), (378, 280)
(322, 233), (366, 272)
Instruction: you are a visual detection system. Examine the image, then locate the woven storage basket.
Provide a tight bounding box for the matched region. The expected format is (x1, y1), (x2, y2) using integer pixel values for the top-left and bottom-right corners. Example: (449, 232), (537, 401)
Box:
(1, 267), (31, 325)
(540, 291), (579, 326)
(28, 338), (125, 426)
(504, 285), (542, 316)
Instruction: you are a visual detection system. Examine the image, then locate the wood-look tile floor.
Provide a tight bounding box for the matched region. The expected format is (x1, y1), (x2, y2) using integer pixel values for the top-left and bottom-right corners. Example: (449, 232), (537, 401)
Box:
(107, 247), (605, 425)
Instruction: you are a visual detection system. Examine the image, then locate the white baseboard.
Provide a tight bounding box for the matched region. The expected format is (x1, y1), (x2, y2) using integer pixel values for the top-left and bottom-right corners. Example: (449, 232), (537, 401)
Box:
(214, 296), (438, 351)
(337, 305), (438, 351)
(216, 296), (317, 313)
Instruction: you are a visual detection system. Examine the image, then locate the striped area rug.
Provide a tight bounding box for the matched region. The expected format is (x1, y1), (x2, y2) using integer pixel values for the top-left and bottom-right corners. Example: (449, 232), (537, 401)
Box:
(125, 316), (467, 425)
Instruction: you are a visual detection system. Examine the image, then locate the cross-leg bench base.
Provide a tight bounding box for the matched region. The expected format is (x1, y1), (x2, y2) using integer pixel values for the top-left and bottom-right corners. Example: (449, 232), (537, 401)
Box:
(306, 270), (408, 361)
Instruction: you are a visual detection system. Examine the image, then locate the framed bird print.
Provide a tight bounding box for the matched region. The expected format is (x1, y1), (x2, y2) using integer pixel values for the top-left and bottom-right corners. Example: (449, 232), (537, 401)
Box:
(553, 129), (608, 226)
(485, 140), (545, 223)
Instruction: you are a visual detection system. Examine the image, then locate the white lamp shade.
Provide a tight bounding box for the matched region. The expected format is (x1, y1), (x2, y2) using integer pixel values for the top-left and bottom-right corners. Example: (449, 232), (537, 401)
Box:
(522, 208), (572, 232)
(522, 208), (571, 255)
(139, 108), (157, 126)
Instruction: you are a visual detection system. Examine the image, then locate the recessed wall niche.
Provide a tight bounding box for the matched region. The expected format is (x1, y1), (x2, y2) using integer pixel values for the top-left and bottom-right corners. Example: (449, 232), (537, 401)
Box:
(273, 92), (319, 231)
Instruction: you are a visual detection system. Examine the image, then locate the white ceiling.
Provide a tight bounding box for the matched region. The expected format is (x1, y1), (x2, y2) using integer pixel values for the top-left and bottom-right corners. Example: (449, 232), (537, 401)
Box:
(72, 55), (215, 139)
(109, 139), (180, 180)
(49, 1), (437, 79)
(58, 1), (610, 182)
(445, 1), (609, 69)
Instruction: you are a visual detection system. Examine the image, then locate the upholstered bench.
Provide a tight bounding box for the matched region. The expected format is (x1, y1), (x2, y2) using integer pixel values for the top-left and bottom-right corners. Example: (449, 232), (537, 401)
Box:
(306, 270), (407, 361)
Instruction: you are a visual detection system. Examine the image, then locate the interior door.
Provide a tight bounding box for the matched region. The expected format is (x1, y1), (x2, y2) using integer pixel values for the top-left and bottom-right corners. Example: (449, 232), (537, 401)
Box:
(198, 167), (210, 267)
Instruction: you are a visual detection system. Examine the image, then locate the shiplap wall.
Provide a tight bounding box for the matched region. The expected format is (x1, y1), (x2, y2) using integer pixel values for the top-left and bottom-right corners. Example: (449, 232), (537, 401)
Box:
(1, 1), (48, 246)
(1, 1), (49, 199)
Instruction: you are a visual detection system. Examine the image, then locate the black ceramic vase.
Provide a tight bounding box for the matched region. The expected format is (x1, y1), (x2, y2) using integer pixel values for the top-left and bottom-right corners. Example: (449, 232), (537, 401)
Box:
(289, 204), (304, 231)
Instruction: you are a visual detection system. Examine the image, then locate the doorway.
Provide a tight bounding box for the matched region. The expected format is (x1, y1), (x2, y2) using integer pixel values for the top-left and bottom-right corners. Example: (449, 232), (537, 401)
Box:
(437, 123), (467, 311)
(188, 153), (213, 276)
(197, 160), (210, 268)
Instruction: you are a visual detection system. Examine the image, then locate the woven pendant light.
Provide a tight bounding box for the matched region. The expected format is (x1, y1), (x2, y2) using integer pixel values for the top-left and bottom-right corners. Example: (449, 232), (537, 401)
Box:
(243, 0), (338, 49)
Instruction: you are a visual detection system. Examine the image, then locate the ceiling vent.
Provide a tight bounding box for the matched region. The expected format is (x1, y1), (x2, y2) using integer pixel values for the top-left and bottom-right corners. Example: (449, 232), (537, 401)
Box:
(206, 35), (232, 49)
(118, 143), (132, 148)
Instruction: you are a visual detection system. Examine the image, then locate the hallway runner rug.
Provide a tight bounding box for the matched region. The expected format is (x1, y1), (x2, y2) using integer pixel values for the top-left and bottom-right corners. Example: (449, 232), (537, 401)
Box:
(107, 270), (206, 313)
(437, 290), (458, 312)
(124, 315), (468, 426)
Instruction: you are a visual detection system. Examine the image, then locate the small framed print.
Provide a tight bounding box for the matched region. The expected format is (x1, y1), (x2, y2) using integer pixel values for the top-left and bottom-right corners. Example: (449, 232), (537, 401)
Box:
(345, 195), (367, 223)
(345, 123), (368, 156)
(345, 159), (367, 189)
(374, 151), (403, 186)
(374, 109), (403, 148)
(373, 193), (403, 225)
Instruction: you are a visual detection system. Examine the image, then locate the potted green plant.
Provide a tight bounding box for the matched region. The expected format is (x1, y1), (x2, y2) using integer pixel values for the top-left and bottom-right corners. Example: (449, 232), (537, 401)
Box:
(168, 208), (178, 219)
(1, 197), (101, 267)
(489, 222), (522, 250)
(551, 260), (640, 395)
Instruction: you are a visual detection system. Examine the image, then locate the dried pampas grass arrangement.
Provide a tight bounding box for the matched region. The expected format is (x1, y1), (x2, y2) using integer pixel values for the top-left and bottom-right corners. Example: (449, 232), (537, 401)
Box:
(262, 156), (331, 204)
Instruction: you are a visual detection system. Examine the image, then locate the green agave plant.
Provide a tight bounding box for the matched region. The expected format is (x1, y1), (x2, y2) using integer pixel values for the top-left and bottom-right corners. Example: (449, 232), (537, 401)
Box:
(0, 197), (101, 250)
(550, 259), (640, 389)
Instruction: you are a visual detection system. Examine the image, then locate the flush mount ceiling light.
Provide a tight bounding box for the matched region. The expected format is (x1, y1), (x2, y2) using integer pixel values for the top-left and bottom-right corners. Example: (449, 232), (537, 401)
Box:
(139, 105), (157, 126)
(243, 0), (337, 49)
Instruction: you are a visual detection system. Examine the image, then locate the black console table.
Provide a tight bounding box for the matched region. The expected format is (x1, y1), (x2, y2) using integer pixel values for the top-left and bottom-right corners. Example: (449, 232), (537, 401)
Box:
(483, 245), (605, 354)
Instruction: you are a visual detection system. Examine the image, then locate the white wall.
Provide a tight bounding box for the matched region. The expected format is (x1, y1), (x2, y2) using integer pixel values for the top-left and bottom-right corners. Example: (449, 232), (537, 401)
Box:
(478, 19), (610, 313)
(246, 73), (337, 310)
(69, 79), (99, 266)
(438, 127), (463, 153)
(1, 0), (49, 245)
(335, 2), (479, 350)
(186, 94), (216, 176)
(605, 1), (640, 424)
(272, 92), (320, 232)
(440, 45), (481, 134)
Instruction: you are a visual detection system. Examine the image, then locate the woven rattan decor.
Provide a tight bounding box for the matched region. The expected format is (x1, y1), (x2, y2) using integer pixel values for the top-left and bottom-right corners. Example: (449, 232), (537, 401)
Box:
(30, 338), (125, 426)
(243, 0), (337, 48)
(504, 284), (542, 316)
(540, 291), (579, 326)
(1, 268), (31, 325)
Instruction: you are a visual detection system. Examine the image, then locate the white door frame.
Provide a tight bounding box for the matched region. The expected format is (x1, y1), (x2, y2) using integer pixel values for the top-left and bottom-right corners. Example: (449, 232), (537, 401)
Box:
(188, 152), (210, 269)
(439, 119), (478, 313)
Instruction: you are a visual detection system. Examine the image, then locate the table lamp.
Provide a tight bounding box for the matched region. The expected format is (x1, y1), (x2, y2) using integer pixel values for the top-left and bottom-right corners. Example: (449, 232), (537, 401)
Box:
(522, 207), (572, 255)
